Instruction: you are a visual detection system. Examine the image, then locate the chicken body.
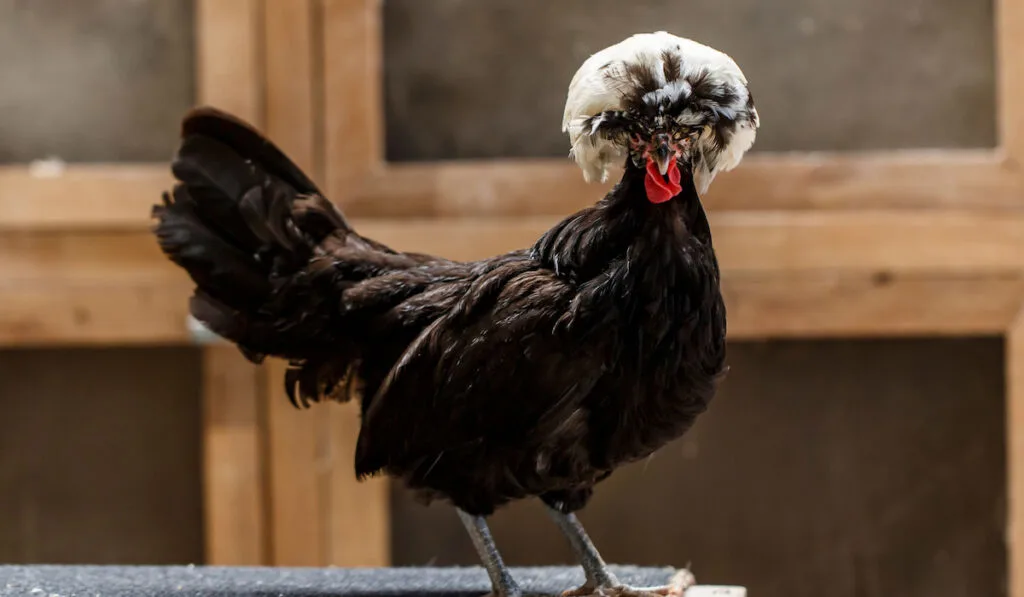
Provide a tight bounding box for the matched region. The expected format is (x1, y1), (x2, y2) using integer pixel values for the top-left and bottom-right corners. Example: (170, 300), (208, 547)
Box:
(154, 107), (725, 596)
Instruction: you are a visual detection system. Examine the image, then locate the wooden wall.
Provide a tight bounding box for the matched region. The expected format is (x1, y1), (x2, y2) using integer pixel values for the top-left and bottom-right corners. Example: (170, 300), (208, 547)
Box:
(0, 347), (204, 564)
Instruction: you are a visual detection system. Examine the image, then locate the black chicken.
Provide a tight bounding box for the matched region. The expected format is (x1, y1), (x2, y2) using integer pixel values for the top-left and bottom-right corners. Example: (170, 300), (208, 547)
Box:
(153, 31), (758, 597)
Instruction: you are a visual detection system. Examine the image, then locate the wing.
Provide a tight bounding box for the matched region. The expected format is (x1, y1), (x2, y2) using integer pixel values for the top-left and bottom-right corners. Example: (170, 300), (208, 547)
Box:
(353, 257), (606, 480)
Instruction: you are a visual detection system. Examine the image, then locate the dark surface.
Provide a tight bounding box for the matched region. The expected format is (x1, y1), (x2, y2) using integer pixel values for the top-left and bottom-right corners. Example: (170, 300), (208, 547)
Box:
(0, 347), (204, 565)
(0, 0), (195, 163)
(383, 0), (995, 160)
(392, 338), (1007, 597)
(0, 565), (677, 597)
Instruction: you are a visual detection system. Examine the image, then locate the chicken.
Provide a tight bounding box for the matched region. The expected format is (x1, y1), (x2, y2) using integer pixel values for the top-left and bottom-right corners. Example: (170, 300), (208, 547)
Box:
(152, 31), (758, 597)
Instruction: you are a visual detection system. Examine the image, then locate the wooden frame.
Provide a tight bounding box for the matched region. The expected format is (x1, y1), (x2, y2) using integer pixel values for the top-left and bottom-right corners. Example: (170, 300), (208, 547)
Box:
(1, 0), (1023, 591)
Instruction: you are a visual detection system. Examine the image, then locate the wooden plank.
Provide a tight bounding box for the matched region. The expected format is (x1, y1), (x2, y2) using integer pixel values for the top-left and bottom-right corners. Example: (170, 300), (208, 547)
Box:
(0, 280), (190, 347)
(0, 164), (170, 231)
(0, 211), (1021, 280)
(196, 0), (263, 122)
(998, 0), (1024, 163)
(0, 212), (1021, 346)
(1009, 306), (1024, 597)
(0, 230), (182, 281)
(711, 209), (1024, 274)
(5, 154), (1022, 230)
(350, 210), (1024, 274)
(5, 270), (1017, 346)
(264, 357), (330, 566)
(264, 0), (317, 176)
(0, 231), (192, 346)
(327, 401), (391, 566)
(323, 0), (383, 204)
(339, 152), (1024, 218)
(202, 346), (268, 565)
(725, 273), (1024, 339)
(263, 0), (336, 567)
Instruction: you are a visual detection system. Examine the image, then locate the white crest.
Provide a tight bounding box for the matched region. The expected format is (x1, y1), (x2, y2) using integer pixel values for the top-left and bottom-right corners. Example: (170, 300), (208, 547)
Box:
(562, 31), (759, 194)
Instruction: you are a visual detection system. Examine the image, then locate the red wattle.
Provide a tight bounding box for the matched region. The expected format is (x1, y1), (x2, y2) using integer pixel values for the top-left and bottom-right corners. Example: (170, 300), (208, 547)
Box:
(644, 160), (682, 204)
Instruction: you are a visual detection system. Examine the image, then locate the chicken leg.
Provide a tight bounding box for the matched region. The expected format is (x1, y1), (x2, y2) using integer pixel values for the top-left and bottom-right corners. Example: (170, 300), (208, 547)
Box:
(545, 507), (695, 597)
(457, 509), (523, 597)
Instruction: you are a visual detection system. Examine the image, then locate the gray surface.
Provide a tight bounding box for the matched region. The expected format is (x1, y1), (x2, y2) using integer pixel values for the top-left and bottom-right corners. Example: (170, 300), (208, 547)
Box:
(0, 565), (677, 596)
(383, 0), (995, 160)
(0, 0), (195, 163)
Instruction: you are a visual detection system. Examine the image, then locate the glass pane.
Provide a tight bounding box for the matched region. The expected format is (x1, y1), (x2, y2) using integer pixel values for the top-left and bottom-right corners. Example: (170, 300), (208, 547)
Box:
(391, 337), (1005, 597)
(0, 0), (195, 163)
(383, 0), (995, 161)
(0, 347), (203, 564)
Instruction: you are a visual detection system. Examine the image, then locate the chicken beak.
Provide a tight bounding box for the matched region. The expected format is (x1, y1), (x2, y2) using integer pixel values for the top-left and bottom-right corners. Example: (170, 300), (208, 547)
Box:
(651, 143), (673, 176)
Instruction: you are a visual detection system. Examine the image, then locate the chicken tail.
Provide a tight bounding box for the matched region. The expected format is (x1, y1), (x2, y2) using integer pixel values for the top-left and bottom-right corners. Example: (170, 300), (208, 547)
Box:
(152, 107), (357, 397)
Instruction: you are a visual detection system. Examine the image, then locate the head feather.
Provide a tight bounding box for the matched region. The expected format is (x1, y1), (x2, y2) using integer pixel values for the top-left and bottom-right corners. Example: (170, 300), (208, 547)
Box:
(563, 31), (759, 194)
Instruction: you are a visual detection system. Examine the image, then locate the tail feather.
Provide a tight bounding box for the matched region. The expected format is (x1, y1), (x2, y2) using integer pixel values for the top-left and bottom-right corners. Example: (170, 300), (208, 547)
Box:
(180, 106), (325, 198)
(153, 106), (347, 363)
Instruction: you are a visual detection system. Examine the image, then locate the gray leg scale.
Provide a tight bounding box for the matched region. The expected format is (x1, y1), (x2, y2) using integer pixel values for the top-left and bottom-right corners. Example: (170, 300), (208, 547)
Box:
(545, 507), (620, 589)
(457, 509), (523, 597)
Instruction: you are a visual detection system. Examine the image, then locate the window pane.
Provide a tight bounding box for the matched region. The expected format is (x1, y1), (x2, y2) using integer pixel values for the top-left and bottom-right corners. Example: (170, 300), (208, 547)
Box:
(383, 0), (995, 161)
(0, 0), (195, 163)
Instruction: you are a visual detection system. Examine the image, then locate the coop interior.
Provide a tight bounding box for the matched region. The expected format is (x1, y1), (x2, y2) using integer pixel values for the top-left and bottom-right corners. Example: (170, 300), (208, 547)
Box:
(1, 2), (1021, 597)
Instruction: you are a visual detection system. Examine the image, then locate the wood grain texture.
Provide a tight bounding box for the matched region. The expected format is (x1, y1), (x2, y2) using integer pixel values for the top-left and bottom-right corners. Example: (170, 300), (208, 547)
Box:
(1, 209), (1023, 346)
(264, 0), (317, 176)
(323, 0), (383, 205)
(196, 0), (262, 122)
(998, 0), (1024, 163)
(264, 357), (330, 566)
(1010, 307), (1024, 597)
(7, 158), (1024, 229)
(338, 153), (1024, 218)
(327, 401), (391, 566)
(347, 210), (1024, 274)
(202, 346), (267, 565)
(5, 154), (1020, 230)
(195, 0), (268, 567)
(0, 164), (171, 231)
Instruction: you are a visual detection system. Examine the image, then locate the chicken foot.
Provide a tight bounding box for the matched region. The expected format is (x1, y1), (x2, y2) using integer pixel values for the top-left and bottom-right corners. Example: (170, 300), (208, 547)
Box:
(457, 509), (523, 597)
(545, 507), (695, 597)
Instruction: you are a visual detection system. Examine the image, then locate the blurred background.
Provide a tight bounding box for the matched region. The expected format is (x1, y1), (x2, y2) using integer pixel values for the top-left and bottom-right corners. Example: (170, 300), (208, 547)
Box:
(0, 1), (1014, 597)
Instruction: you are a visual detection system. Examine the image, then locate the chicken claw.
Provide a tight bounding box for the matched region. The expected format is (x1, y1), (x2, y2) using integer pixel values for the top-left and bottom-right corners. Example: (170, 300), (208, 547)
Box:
(561, 569), (696, 597)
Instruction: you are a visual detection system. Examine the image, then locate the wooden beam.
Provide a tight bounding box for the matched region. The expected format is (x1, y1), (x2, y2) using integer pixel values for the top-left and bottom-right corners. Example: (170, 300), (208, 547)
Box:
(323, 0), (383, 204)
(998, 0), (1024, 164)
(264, 0), (317, 176)
(1009, 307), (1024, 597)
(264, 358), (331, 566)
(326, 401), (391, 566)
(4, 155), (1022, 232)
(725, 273), (1024, 339)
(0, 279), (190, 347)
(0, 210), (1021, 346)
(350, 210), (1024, 274)
(338, 152), (1024, 218)
(202, 346), (268, 565)
(0, 164), (169, 231)
(196, 0), (263, 122)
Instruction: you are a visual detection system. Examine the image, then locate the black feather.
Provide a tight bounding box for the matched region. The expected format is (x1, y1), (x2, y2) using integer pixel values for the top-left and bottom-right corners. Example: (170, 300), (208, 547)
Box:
(152, 107), (727, 520)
